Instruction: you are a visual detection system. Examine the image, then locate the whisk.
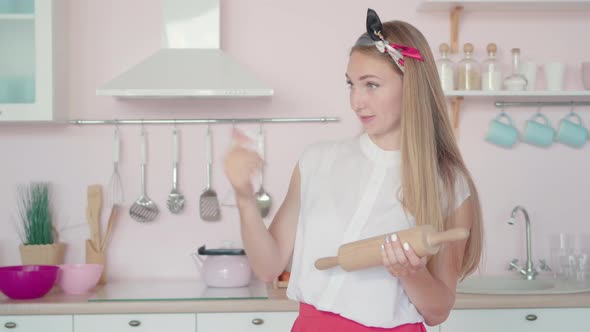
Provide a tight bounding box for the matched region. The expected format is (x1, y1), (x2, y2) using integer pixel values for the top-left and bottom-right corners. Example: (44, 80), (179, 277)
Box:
(102, 128), (124, 252)
(108, 127), (124, 207)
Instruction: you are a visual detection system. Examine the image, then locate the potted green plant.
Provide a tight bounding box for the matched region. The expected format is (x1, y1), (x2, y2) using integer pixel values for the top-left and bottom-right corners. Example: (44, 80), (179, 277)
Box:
(17, 182), (65, 265)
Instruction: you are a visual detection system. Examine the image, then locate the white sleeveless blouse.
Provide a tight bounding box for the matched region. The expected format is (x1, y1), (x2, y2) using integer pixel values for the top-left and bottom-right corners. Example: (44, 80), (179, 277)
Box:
(286, 133), (470, 328)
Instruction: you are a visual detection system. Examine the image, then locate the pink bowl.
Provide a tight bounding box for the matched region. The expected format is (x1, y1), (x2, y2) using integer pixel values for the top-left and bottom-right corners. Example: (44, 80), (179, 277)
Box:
(58, 264), (103, 295)
(0, 265), (59, 300)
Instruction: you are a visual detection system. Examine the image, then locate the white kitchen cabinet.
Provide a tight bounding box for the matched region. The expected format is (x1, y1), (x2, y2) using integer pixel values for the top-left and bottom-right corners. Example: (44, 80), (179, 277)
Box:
(196, 312), (298, 332)
(441, 308), (590, 332)
(74, 314), (195, 332)
(0, 0), (65, 122)
(0, 315), (72, 332)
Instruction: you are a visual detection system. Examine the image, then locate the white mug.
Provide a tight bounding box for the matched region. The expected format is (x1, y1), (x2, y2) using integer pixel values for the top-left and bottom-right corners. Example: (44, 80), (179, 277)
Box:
(544, 62), (566, 91)
(519, 62), (537, 91)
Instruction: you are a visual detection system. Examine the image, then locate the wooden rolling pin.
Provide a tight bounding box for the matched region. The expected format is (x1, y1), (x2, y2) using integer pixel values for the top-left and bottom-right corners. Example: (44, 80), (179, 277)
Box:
(315, 225), (469, 272)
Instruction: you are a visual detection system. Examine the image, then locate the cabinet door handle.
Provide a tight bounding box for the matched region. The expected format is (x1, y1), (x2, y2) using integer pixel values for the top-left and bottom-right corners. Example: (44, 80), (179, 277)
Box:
(4, 322), (17, 329)
(251, 318), (264, 325)
(128, 320), (141, 327)
(525, 314), (538, 321)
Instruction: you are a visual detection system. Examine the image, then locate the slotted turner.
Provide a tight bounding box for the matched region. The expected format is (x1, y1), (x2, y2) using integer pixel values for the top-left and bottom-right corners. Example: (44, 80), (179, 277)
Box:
(129, 128), (159, 222)
(199, 126), (220, 221)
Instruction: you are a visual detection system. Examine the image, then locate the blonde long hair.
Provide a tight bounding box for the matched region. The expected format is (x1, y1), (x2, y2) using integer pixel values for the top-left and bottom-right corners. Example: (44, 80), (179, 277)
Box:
(352, 21), (483, 278)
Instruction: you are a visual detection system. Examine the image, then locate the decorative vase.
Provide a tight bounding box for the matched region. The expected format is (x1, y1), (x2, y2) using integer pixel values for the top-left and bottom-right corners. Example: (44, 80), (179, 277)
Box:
(19, 243), (66, 265)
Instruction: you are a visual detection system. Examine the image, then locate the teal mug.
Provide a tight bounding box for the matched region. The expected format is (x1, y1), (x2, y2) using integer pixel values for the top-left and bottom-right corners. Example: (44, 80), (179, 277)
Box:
(0, 0), (15, 14)
(485, 112), (519, 148)
(556, 112), (588, 148)
(14, 0), (34, 13)
(523, 113), (554, 147)
(17, 77), (35, 103)
(0, 78), (10, 103)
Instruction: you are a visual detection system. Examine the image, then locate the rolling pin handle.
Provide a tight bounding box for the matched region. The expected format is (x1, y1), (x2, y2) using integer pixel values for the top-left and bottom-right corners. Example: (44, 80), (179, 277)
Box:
(314, 256), (339, 270)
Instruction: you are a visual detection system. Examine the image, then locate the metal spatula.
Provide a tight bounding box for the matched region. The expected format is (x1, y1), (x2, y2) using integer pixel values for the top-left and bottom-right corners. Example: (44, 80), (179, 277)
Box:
(199, 126), (220, 221)
(129, 128), (159, 222)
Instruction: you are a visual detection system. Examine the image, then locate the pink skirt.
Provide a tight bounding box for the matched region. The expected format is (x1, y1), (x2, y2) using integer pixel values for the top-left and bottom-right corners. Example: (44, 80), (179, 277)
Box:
(291, 303), (427, 332)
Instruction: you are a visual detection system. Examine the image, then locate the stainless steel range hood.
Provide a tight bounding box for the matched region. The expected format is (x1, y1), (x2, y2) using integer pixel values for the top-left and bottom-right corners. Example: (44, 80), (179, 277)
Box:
(96, 0), (273, 98)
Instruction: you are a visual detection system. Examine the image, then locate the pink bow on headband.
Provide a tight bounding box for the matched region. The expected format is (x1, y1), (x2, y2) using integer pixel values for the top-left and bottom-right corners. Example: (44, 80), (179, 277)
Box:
(389, 42), (424, 62)
(374, 40), (424, 73)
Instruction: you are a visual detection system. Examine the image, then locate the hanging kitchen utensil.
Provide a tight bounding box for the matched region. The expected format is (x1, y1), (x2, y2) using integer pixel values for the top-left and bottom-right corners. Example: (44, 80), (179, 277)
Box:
(86, 184), (102, 251)
(254, 125), (271, 218)
(129, 127), (159, 222)
(221, 123), (240, 207)
(100, 204), (120, 252)
(167, 127), (185, 214)
(199, 126), (221, 221)
(107, 127), (124, 207)
(220, 188), (237, 207)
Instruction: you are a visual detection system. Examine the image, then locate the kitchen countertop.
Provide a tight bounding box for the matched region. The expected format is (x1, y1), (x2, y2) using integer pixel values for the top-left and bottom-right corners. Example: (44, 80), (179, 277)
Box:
(1, 279), (590, 315)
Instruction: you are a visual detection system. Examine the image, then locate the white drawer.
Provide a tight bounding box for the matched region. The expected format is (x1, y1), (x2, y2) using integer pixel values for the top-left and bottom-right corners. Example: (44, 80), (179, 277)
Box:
(74, 314), (195, 332)
(0, 315), (72, 332)
(442, 308), (590, 332)
(197, 312), (298, 332)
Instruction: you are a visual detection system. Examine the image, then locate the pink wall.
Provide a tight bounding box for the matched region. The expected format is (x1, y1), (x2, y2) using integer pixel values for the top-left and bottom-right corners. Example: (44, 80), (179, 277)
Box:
(0, 0), (589, 280)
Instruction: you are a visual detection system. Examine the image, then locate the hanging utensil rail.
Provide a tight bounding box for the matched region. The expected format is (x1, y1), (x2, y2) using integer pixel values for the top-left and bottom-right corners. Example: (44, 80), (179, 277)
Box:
(495, 101), (590, 108)
(69, 117), (339, 125)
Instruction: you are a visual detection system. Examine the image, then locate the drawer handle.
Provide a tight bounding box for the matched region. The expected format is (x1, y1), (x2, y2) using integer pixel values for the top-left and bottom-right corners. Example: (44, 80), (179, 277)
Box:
(129, 320), (141, 327)
(4, 322), (17, 329)
(251, 318), (265, 325)
(525, 314), (538, 321)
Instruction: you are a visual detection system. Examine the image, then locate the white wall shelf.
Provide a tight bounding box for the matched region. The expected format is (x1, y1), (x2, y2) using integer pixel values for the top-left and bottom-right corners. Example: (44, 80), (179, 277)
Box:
(418, 0), (590, 134)
(419, 1), (590, 53)
(445, 90), (590, 100)
(418, 0), (590, 12)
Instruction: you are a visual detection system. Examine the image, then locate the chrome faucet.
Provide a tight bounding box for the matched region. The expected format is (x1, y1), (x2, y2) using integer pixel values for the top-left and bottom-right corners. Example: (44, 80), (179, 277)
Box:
(507, 206), (550, 280)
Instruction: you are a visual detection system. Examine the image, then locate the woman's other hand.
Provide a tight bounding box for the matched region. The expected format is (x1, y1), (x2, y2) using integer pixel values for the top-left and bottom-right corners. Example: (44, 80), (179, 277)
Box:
(381, 233), (427, 277)
(224, 129), (264, 199)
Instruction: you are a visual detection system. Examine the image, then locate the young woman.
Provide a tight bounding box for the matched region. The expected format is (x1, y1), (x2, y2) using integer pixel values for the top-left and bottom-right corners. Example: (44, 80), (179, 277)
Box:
(224, 8), (483, 332)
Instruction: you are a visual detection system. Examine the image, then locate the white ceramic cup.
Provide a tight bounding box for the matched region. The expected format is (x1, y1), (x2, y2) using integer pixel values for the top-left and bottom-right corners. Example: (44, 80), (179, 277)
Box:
(544, 62), (566, 91)
(519, 62), (537, 91)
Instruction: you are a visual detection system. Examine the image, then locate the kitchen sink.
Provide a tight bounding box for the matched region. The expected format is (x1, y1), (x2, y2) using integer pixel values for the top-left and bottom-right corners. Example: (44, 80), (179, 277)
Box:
(456, 275), (590, 295)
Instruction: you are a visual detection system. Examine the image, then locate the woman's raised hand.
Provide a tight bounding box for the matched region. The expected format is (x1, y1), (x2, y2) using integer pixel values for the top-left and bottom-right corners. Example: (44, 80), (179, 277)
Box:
(224, 129), (264, 199)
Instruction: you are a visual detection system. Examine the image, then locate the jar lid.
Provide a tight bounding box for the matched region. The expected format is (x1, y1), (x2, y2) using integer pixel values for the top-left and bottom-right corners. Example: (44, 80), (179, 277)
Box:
(197, 245), (246, 256)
